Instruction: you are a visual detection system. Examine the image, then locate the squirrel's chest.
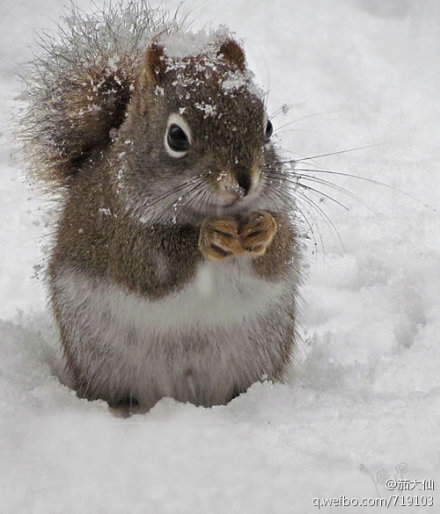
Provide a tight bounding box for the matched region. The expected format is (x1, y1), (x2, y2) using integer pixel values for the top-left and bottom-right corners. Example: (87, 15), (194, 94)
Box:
(56, 259), (285, 335)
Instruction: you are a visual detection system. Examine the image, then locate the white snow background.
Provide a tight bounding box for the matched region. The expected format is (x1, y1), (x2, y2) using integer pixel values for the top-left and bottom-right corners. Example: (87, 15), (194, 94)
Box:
(1, 0), (439, 512)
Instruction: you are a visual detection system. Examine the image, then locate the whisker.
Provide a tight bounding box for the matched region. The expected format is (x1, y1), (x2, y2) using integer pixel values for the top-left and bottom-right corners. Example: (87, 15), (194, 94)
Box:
(143, 178), (201, 211)
(294, 198), (324, 255)
(270, 174), (350, 211)
(295, 173), (357, 199)
(264, 167), (346, 250)
(151, 176), (206, 223)
(185, 183), (209, 217)
(293, 172), (385, 217)
(271, 187), (325, 253)
(175, 181), (206, 219)
(274, 110), (338, 132)
(294, 189), (345, 251)
(261, 187), (322, 254)
(285, 143), (383, 163)
(293, 167), (433, 209)
(260, 185), (292, 216)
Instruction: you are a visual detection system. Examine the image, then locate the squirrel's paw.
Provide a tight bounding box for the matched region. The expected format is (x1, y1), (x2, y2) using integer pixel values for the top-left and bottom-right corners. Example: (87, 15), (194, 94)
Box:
(199, 217), (243, 261)
(240, 211), (278, 256)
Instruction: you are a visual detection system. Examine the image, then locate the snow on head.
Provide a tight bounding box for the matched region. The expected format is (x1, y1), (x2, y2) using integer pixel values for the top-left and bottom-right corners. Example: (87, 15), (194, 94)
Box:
(155, 27), (264, 101)
(158, 27), (230, 59)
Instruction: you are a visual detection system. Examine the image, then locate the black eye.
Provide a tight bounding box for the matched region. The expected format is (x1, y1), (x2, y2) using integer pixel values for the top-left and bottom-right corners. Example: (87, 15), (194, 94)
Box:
(167, 124), (190, 153)
(265, 119), (273, 142)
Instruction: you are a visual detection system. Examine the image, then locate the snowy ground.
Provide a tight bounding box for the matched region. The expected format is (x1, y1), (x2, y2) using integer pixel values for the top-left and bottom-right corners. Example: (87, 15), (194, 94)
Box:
(1, 0), (440, 512)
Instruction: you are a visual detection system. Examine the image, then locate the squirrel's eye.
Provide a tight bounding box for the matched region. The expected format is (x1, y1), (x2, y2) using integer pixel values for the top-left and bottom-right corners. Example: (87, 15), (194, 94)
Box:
(167, 124), (190, 154)
(265, 119), (273, 142)
(164, 114), (192, 158)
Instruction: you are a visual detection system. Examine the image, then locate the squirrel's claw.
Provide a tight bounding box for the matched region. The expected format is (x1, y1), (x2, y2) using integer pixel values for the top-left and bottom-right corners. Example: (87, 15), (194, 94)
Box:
(239, 211), (278, 256)
(199, 217), (243, 260)
(199, 211), (278, 260)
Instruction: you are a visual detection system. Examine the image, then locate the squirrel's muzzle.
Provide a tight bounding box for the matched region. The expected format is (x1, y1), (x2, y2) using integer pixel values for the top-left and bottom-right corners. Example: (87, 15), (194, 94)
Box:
(215, 166), (260, 203)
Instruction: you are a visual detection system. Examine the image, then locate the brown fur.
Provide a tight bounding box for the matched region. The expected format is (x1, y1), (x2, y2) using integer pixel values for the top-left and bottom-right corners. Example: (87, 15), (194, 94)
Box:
(48, 153), (202, 301)
(252, 212), (297, 281)
(23, 3), (301, 409)
(218, 40), (246, 71)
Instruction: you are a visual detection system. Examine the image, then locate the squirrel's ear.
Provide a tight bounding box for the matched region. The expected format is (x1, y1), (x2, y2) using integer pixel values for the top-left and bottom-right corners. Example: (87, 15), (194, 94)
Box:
(218, 39), (246, 71)
(140, 42), (167, 88)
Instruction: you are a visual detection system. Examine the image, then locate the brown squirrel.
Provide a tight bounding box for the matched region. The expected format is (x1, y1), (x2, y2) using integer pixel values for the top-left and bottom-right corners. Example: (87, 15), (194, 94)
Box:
(21, 2), (301, 411)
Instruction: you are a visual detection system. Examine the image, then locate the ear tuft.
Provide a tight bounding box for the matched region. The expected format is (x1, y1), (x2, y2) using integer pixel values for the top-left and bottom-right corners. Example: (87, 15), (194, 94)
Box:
(218, 39), (246, 71)
(141, 42), (167, 87)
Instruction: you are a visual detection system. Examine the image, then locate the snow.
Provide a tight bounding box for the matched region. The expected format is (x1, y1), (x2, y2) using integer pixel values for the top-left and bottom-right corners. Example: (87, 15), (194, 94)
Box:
(1, 0), (440, 512)
(158, 27), (229, 58)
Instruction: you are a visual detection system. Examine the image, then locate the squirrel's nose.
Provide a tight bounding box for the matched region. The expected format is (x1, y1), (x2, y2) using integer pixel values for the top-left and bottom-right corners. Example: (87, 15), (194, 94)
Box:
(236, 172), (252, 197)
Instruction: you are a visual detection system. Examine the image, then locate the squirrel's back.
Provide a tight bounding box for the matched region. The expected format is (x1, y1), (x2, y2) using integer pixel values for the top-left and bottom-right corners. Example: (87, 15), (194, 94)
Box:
(21, 1), (179, 186)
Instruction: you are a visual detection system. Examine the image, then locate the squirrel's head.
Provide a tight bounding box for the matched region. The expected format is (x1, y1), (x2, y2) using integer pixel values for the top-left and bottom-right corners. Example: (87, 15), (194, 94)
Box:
(117, 33), (284, 223)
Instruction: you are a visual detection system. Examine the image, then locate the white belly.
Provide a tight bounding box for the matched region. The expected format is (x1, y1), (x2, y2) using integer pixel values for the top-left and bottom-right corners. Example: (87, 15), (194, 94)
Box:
(54, 259), (291, 407)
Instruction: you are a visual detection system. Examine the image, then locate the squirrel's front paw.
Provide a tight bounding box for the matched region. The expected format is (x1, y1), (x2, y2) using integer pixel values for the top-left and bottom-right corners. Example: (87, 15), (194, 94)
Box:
(239, 211), (278, 256)
(199, 217), (243, 260)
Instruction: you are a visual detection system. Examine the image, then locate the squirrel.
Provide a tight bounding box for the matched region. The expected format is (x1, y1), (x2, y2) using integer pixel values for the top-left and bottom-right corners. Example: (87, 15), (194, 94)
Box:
(21, 2), (301, 411)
